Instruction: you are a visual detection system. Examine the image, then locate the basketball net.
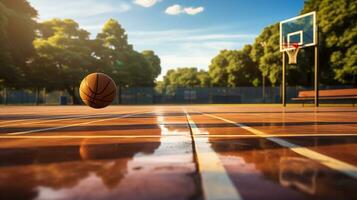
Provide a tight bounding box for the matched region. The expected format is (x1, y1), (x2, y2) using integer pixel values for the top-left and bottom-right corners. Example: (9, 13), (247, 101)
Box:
(284, 43), (300, 64)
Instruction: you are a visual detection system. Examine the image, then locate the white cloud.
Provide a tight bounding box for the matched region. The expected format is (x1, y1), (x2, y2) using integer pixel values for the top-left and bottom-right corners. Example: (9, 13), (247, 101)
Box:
(165, 4), (204, 15)
(184, 7), (204, 15)
(165, 4), (182, 15)
(133, 0), (161, 8)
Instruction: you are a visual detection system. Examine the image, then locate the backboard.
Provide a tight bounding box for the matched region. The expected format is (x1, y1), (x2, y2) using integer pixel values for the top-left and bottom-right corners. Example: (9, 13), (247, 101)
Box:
(280, 11), (316, 52)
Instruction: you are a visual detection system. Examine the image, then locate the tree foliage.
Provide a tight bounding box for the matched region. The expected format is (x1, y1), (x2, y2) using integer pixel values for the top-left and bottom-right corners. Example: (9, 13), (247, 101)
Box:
(141, 50), (161, 80)
(249, 0), (357, 86)
(250, 24), (281, 86)
(0, 0), (37, 87)
(0, 1), (162, 100)
(209, 45), (259, 87)
(1, 0), (356, 99)
(94, 19), (160, 87)
(163, 67), (210, 88)
(32, 18), (93, 102)
(0, 14), (161, 103)
(302, 0), (357, 84)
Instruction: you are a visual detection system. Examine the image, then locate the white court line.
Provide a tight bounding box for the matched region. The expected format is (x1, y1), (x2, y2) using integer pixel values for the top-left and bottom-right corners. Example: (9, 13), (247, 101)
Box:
(0, 111), (127, 127)
(0, 113), (104, 126)
(201, 112), (357, 179)
(5, 111), (147, 136)
(185, 111), (243, 200)
(1, 133), (357, 139)
(0, 115), (78, 125)
(0, 114), (106, 127)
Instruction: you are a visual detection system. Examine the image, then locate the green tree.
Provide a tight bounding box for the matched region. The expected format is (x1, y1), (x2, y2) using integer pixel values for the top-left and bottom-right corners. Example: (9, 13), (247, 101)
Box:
(96, 19), (132, 53)
(208, 51), (229, 86)
(209, 45), (259, 87)
(141, 50), (161, 80)
(163, 67), (209, 88)
(95, 19), (160, 87)
(302, 0), (357, 85)
(250, 0), (356, 86)
(251, 24), (282, 86)
(33, 18), (93, 103)
(0, 0), (37, 87)
(251, 23), (315, 87)
(197, 70), (211, 87)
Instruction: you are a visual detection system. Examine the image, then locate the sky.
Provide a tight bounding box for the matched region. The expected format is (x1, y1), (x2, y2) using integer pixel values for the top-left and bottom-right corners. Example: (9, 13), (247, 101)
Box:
(28, 0), (304, 80)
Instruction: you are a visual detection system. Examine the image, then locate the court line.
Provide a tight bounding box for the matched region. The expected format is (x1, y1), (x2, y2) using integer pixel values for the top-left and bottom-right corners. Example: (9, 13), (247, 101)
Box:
(0, 112), (115, 126)
(200, 111), (357, 179)
(0, 113), (187, 128)
(185, 111), (243, 200)
(0, 114), (111, 127)
(5, 110), (147, 136)
(0, 110), (105, 124)
(1, 133), (356, 139)
(0, 115), (82, 125)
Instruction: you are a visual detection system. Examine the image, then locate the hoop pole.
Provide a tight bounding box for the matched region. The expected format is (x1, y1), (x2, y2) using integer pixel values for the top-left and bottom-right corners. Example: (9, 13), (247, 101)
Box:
(314, 27), (319, 107)
(282, 52), (286, 107)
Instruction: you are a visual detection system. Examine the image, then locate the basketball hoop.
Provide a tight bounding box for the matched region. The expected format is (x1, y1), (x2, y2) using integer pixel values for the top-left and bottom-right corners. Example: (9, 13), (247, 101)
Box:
(283, 43), (300, 64)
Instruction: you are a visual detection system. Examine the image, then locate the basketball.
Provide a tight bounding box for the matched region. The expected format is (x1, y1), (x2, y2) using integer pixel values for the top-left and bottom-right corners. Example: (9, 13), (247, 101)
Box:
(79, 73), (117, 109)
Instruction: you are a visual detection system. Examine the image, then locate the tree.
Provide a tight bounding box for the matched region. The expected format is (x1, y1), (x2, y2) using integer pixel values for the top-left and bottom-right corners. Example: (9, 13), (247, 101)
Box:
(197, 70), (211, 87)
(251, 24), (282, 86)
(141, 50), (161, 80)
(95, 19), (160, 87)
(209, 50), (229, 87)
(33, 18), (93, 103)
(96, 19), (132, 53)
(251, 23), (316, 87)
(163, 67), (209, 88)
(249, 0), (357, 86)
(302, 0), (357, 85)
(209, 46), (259, 87)
(0, 0), (37, 87)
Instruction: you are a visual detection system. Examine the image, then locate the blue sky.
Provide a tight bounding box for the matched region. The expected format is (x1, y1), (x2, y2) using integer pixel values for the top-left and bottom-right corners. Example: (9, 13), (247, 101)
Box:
(28, 0), (304, 80)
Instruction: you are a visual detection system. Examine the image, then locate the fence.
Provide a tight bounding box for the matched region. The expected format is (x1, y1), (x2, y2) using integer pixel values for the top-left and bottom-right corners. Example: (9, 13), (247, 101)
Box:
(0, 86), (355, 105)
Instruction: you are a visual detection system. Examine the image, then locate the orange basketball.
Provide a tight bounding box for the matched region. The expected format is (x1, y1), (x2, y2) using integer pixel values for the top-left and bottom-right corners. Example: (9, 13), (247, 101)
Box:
(79, 73), (117, 109)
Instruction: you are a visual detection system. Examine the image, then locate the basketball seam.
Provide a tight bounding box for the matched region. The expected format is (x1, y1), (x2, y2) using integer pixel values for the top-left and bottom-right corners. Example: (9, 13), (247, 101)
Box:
(80, 90), (114, 103)
(94, 73), (99, 100)
(84, 78), (98, 95)
(101, 89), (116, 99)
(82, 99), (100, 108)
(83, 99), (105, 108)
(83, 74), (115, 96)
(97, 79), (112, 95)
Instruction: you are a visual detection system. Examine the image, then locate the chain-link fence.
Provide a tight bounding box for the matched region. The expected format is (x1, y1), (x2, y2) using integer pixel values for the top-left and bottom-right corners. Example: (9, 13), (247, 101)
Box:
(0, 86), (355, 105)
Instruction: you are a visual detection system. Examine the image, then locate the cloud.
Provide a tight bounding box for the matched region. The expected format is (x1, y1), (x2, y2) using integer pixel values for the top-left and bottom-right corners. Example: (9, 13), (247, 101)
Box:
(165, 4), (204, 15)
(184, 7), (204, 15)
(133, 0), (161, 8)
(165, 4), (182, 15)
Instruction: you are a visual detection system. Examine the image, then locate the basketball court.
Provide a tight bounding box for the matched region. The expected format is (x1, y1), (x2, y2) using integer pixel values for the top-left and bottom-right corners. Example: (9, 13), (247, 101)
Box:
(1, 3), (356, 200)
(0, 105), (356, 200)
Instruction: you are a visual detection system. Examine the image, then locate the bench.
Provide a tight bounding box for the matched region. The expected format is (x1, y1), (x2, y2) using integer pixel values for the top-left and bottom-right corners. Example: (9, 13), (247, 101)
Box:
(292, 88), (357, 106)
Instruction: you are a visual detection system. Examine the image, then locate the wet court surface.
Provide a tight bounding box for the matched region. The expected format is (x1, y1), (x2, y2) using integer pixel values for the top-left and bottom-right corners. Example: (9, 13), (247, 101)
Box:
(0, 105), (356, 200)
